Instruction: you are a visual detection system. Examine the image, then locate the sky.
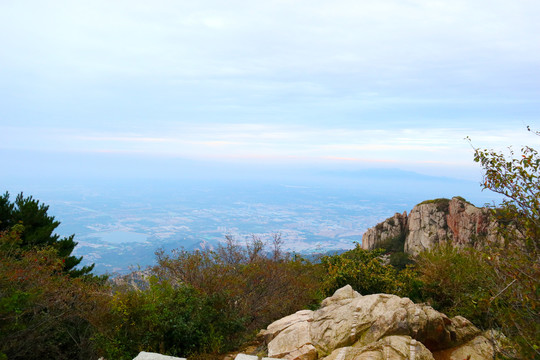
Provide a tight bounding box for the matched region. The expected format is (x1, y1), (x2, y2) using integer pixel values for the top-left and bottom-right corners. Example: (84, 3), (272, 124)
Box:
(1, 0), (540, 184)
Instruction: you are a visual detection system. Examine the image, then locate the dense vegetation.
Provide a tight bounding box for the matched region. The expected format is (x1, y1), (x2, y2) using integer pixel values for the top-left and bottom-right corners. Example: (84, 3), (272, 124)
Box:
(0, 137), (538, 359)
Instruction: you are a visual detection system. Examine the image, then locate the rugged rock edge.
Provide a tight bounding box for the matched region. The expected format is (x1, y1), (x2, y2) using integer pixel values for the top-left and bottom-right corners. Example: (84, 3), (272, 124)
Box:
(258, 285), (508, 360)
(361, 197), (500, 256)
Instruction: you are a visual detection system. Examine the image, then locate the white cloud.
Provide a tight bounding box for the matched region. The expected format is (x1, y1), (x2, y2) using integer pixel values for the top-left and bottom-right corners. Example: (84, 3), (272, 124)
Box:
(1, 0), (538, 84)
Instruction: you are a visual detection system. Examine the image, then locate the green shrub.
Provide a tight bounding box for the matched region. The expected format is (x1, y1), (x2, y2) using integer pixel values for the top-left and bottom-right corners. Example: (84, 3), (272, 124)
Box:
(320, 243), (420, 299)
(95, 279), (245, 359)
(389, 251), (413, 270)
(98, 235), (322, 359)
(415, 244), (494, 325)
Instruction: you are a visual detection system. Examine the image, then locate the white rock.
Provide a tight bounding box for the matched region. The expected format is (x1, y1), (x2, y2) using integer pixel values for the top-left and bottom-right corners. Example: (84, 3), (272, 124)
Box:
(320, 285), (361, 307)
(234, 354), (259, 360)
(133, 351), (186, 360)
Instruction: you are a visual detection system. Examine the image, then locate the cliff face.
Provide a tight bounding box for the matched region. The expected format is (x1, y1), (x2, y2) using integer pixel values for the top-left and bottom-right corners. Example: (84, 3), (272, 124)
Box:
(361, 211), (407, 251)
(362, 197), (497, 256)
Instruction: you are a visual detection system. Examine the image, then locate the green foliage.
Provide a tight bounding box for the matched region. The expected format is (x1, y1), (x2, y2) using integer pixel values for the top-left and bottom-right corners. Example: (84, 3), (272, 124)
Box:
(416, 245), (494, 324)
(370, 231), (412, 270)
(94, 235), (322, 359)
(320, 243), (421, 301)
(0, 192), (94, 276)
(96, 279), (244, 359)
(461, 136), (540, 358)
(473, 144), (540, 252)
(388, 251), (413, 270)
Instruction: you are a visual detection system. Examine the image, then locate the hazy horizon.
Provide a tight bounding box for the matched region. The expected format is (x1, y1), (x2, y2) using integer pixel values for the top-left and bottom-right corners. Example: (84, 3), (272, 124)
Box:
(1, 0), (539, 272)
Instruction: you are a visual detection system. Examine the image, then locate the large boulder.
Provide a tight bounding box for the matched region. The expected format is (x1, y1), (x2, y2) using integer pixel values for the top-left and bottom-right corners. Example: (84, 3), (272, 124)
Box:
(309, 292), (479, 355)
(262, 286), (499, 360)
(405, 200), (452, 255)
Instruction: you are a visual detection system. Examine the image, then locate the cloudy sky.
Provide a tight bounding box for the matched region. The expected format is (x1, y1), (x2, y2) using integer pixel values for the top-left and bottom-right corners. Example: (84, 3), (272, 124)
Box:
(1, 0), (539, 182)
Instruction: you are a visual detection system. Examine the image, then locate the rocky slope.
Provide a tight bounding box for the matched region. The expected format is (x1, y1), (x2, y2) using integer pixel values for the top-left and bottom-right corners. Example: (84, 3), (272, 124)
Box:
(258, 285), (508, 360)
(361, 197), (499, 255)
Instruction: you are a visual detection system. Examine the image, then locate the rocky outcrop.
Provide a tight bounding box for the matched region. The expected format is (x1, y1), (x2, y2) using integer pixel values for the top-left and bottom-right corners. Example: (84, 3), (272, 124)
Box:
(361, 212), (407, 251)
(259, 285), (504, 360)
(362, 197), (498, 256)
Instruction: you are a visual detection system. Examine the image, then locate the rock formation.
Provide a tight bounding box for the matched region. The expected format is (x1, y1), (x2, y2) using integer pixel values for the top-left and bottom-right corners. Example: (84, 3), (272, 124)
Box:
(258, 285), (505, 360)
(362, 197), (499, 255)
(361, 212), (407, 251)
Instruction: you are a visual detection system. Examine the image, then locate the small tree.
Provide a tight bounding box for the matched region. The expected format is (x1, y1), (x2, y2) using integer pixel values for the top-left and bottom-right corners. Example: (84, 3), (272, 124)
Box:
(468, 134), (540, 358)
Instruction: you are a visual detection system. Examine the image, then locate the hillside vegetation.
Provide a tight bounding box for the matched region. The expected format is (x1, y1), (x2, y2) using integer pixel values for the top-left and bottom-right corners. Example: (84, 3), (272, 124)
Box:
(0, 139), (538, 359)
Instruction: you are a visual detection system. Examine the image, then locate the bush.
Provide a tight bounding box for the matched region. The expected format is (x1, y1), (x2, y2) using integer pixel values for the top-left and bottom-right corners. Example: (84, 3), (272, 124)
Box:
(101, 234), (323, 358)
(0, 226), (108, 360)
(415, 244), (494, 325)
(95, 279), (245, 359)
(388, 251), (413, 270)
(319, 243), (421, 301)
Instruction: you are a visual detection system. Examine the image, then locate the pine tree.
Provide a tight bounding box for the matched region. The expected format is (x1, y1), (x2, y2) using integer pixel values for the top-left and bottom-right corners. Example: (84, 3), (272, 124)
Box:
(0, 192), (94, 276)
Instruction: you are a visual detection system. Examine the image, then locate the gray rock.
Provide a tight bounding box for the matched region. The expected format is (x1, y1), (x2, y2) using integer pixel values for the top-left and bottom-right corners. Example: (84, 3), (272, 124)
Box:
(320, 285), (361, 307)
